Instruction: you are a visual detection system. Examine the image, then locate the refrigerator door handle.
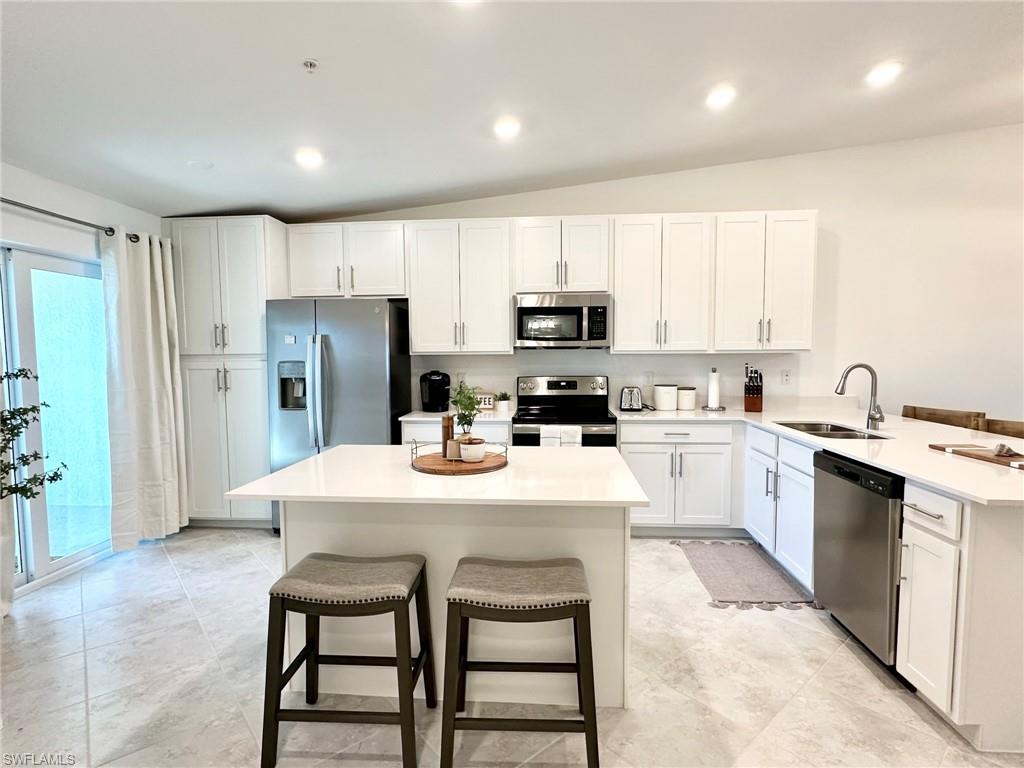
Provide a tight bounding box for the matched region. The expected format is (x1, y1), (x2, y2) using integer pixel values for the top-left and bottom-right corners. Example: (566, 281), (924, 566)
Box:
(306, 335), (318, 448)
(314, 333), (328, 448)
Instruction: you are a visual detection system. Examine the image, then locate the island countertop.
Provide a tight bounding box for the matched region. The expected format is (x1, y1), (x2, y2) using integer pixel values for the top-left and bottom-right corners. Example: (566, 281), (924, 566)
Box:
(227, 444), (649, 508)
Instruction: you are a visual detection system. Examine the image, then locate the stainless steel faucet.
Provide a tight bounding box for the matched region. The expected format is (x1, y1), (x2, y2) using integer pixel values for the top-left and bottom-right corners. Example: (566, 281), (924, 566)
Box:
(835, 363), (885, 430)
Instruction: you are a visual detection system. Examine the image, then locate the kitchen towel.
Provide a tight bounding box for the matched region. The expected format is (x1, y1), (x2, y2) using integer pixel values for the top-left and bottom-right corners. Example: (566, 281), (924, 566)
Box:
(540, 425), (562, 447)
(560, 425), (583, 446)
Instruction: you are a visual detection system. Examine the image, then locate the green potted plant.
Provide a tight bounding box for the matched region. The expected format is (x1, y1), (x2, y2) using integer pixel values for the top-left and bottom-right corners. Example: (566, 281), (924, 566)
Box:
(450, 381), (482, 439)
(2, 368), (67, 501)
(495, 391), (512, 417)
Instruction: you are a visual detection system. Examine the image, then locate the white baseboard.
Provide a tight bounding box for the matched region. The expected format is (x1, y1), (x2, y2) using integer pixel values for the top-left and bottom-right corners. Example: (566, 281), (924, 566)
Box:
(631, 526), (752, 540)
(13, 547), (114, 597)
(187, 518), (273, 529)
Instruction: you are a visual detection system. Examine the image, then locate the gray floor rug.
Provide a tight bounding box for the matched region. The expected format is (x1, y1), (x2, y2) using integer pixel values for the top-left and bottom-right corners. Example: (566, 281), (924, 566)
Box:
(671, 539), (816, 610)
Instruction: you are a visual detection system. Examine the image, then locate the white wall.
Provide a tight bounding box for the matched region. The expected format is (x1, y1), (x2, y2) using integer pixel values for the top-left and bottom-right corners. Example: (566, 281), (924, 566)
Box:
(340, 125), (1024, 420)
(0, 162), (162, 258)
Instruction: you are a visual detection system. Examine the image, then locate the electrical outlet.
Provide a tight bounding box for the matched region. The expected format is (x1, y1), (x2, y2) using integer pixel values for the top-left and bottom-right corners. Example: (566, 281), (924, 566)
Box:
(455, 371), (466, 385)
(644, 371), (655, 386)
(781, 369), (792, 385)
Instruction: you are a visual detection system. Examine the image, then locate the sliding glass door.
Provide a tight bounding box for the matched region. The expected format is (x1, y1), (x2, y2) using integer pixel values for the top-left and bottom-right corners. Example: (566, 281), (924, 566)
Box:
(3, 248), (111, 581)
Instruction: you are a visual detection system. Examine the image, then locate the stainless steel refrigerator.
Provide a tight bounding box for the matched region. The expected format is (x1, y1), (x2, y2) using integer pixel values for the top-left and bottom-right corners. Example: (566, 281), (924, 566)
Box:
(267, 298), (411, 531)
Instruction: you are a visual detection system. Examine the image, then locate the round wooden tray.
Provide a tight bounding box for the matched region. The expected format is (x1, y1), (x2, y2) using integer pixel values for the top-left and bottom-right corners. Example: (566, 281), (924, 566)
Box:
(412, 452), (508, 476)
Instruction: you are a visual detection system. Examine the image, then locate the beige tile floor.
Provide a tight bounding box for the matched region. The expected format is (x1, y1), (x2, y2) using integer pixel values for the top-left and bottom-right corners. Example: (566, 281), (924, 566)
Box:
(2, 529), (1021, 768)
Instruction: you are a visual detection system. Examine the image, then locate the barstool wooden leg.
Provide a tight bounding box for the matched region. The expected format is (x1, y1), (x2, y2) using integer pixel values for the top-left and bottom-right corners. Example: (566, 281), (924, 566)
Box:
(305, 614), (320, 705)
(575, 606), (600, 768)
(394, 601), (417, 768)
(573, 618), (584, 714)
(414, 568), (438, 708)
(261, 597), (287, 768)
(455, 615), (469, 712)
(440, 602), (462, 768)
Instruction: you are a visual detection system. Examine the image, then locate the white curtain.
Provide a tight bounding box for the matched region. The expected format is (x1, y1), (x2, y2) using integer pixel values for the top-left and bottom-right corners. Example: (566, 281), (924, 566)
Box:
(101, 229), (188, 550)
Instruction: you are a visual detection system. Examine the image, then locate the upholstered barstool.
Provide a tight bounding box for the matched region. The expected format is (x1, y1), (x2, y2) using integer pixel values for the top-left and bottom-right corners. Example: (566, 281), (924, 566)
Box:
(261, 553), (437, 768)
(439, 557), (599, 768)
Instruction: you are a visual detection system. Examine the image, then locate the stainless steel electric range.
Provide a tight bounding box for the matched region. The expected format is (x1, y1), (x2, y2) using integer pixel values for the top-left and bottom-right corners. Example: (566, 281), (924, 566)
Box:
(511, 375), (617, 447)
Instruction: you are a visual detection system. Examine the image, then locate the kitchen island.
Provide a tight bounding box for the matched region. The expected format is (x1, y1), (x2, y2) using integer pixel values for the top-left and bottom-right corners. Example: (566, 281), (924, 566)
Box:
(227, 445), (648, 707)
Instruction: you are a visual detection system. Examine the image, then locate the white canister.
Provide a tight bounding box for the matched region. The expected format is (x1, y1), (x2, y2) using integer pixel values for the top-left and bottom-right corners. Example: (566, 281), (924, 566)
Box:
(654, 384), (678, 411)
(677, 386), (696, 411)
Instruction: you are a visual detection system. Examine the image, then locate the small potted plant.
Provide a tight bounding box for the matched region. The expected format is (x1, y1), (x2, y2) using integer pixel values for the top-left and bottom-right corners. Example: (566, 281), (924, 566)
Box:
(450, 381), (482, 439)
(494, 391), (512, 417)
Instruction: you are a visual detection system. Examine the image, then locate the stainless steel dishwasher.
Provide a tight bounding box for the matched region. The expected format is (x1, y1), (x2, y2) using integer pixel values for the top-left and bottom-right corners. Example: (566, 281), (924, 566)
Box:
(813, 451), (905, 664)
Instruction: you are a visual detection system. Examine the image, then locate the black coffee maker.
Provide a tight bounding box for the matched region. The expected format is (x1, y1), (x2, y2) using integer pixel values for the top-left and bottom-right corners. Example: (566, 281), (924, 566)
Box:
(419, 370), (451, 412)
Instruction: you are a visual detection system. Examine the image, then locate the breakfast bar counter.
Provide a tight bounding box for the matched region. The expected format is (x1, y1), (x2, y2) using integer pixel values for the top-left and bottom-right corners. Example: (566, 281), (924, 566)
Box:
(228, 445), (648, 707)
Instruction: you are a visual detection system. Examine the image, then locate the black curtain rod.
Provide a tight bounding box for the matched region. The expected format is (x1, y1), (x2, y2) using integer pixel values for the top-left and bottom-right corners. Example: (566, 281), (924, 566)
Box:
(1, 197), (141, 243)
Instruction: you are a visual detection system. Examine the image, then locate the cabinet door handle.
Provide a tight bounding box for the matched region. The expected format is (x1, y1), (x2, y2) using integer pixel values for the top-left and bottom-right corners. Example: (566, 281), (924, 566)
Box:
(765, 468), (773, 497)
(766, 318), (772, 344)
(655, 321), (660, 345)
(663, 320), (668, 345)
(757, 319), (763, 344)
(678, 452), (683, 476)
(904, 502), (943, 520)
(216, 367), (222, 392)
(670, 453), (674, 478)
(221, 324), (228, 348)
(774, 471), (781, 501)
(563, 260), (568, 286)
(461, 322), (466, 346)
(453, 322), (458, 346)
(213, 324), (221, 348)
(664, 432), (690, 437)
(350, 265), (355, 292)
(555, 261), (561, 289)
(223, 367), (231, 391)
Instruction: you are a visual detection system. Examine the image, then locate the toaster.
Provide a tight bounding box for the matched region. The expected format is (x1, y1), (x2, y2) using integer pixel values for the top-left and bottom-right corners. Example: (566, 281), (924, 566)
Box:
(619, 386), (643, 411)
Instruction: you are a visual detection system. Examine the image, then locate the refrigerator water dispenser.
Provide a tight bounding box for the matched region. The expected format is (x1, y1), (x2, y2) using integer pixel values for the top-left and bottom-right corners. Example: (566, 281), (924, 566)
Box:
(278, 361), (307, 410)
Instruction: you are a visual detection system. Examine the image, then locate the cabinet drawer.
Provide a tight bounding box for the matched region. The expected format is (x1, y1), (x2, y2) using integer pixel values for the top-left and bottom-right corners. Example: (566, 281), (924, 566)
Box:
(778, 438), (815, 475)
(619, 423), (733, 444)
(747, 426), (778, 456)
(903, 484), (963, 541)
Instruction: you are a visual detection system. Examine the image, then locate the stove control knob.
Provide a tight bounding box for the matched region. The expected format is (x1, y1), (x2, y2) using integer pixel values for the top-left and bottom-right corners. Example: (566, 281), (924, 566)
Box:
(527, 381), (535, 390)
(519, 382), (527, 390)
(590, 382), (597, 390)
(598, 381), (606, 390)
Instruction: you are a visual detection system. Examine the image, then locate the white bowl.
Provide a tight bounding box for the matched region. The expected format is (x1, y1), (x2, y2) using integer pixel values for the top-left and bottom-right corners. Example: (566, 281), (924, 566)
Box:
(460, 441), (486, 463)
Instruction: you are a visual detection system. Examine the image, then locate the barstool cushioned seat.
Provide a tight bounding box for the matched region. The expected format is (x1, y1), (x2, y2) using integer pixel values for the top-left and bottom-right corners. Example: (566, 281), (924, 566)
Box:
(270, 552), (426, 605)
(446, 556), (591, 610)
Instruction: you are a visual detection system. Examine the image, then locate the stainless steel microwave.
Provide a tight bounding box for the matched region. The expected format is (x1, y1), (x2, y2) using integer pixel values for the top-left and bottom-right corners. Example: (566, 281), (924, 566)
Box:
(514, 293), (611, 349)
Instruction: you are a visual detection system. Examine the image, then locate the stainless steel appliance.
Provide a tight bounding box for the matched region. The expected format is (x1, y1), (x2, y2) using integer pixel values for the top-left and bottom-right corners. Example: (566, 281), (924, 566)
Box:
(512, 375), (616, 447)
(267, 298), (411, 531)
(813, 451), (905, 664)
(419, 370), (450, 412)
(514, 293), (610, 349)
(619, 386), (643, 411)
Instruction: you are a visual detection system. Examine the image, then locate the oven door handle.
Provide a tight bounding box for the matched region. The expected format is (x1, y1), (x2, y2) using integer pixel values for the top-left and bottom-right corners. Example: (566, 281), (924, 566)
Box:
(512, 424), (617, 435)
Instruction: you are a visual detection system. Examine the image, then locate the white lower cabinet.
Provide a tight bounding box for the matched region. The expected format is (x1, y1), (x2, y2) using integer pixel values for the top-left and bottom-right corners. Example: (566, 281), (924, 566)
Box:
(621, 439), (731, 527)
(897, 522), (960, 711)
(182, 357), (270, 521)
(774, 462), (814, 588)
(743, 429), (814, 590)
(744, 447), (777, 550)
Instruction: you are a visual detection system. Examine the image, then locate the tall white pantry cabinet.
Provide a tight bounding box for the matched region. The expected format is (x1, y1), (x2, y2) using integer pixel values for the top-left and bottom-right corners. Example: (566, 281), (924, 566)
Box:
(171, 215), (288, 523)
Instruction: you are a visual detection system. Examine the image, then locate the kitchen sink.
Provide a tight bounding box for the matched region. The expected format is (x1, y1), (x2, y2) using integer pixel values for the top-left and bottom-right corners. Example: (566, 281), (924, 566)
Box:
(775, 422), (889, 440)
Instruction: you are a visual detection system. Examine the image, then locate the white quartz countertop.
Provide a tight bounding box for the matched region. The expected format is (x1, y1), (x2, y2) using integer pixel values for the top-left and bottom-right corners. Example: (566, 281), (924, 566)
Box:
(400, 410), (513, 424)
(227, 445), (649, 508)
(614, 399), (1024, 506)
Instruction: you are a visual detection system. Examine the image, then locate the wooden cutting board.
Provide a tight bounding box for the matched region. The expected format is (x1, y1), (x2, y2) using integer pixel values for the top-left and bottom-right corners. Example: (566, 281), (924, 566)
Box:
(928, 443), (1024, 469)
(412, 452), (508, 476)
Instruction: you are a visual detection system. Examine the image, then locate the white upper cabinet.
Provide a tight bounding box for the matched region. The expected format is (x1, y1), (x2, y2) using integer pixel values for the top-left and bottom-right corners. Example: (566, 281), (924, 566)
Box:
(713, 212), (767, 351)
(173, 219), (221, 356)
(459, 219), (512, 353)
(661, 214), (714, 351)
(344, 221), (406, 296)
(612, 215), (662, 352)
(173, 216), (285, 357)
(513, 217), (562, 293)
(562, 216), (610, 292)
(763, 211), (816, 350)
(288, 223), (344, 297)
(218, 217), (267, 355)
(407, 220), (461, 353)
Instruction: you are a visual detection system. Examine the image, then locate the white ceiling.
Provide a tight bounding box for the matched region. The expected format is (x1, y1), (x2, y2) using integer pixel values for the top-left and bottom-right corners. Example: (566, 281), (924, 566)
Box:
(2, 2), (1021, 221)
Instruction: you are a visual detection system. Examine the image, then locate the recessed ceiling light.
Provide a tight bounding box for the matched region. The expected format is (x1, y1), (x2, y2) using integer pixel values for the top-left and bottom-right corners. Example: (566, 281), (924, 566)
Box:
(302, 59), (320, 75)
(865, 60), (903, 89)
(493, 115), (521, 141)
(705, 83), (736, 111)
(185, 160), (214, 171)
(294, 147), (324, 170)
